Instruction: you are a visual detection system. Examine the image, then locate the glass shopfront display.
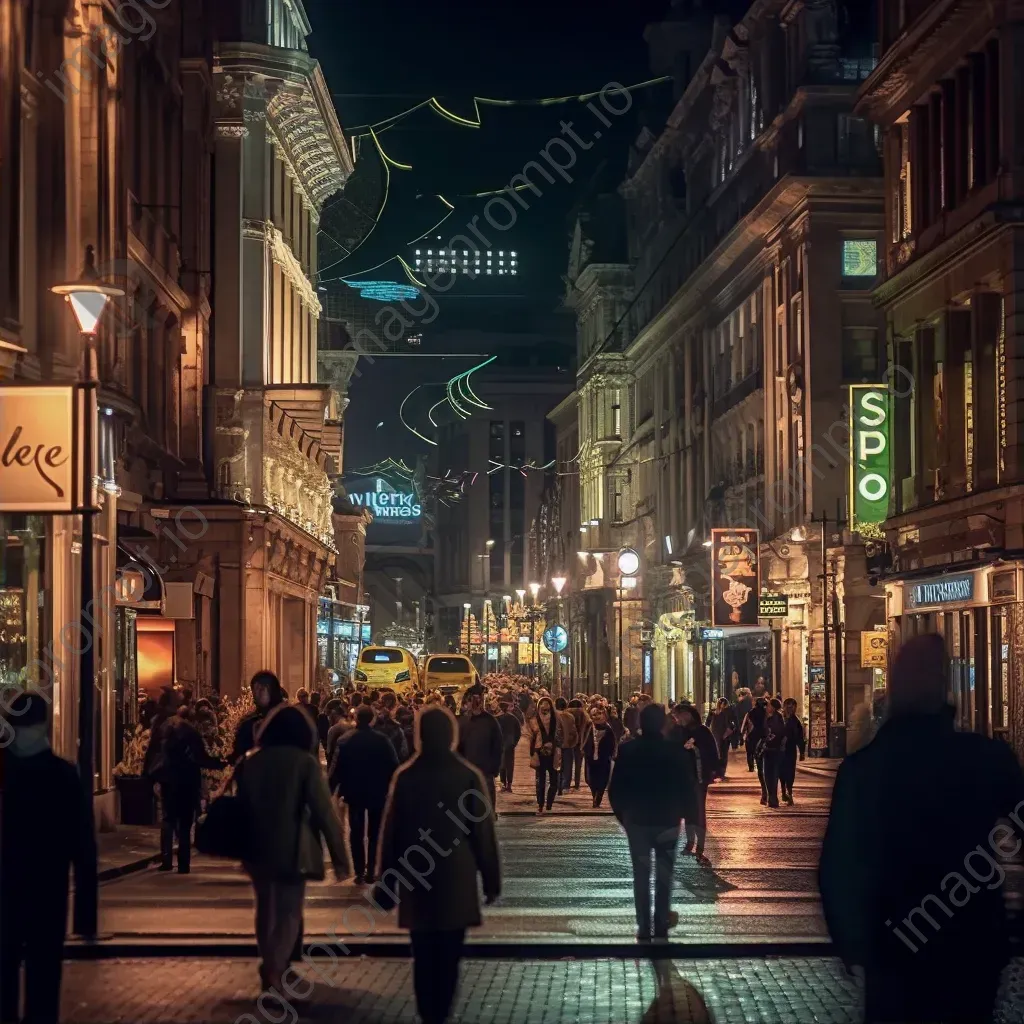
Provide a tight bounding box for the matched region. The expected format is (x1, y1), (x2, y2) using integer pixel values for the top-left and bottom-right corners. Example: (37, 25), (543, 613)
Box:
(0, 514), (47, 690)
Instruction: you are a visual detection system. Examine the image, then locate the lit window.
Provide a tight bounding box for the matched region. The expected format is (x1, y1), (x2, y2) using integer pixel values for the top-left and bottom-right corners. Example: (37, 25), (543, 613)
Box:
(463, 250), (468, 256)
(486, 269), (492, 274)
(436, 235), (441, 240)
(842, 239), (877, 277)
(427, 249), (432, 255)
(415, 249), (421, 255)
(499, 251), (504, 256)
(462, 268), (469, 274)
(511, 251), (517, 256)
(511, 268), (517, 275)
(440, 249), (446, 255)
(499, 269), (505, 275)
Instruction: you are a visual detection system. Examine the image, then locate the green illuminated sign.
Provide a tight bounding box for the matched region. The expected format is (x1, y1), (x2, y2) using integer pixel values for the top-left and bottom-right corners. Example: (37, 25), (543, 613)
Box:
(849, 385), (891, 530)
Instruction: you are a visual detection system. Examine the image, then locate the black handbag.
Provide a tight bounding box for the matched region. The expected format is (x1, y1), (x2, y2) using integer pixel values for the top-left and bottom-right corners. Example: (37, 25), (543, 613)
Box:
(195, 760), (251, 860)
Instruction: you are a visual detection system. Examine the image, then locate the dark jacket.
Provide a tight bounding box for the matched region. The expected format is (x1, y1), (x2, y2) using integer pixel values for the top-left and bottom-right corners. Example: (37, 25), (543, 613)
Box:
(1, 749), (98, 936)
(497, 711), (522, 750)
(569, 706), (587, 747)
(330, 723), (399, 808)
(707, 707), (737, 750)
(582, 722), (616, 763)
(734, 696), (753, 727)
(782, 715), (805, 761)
(741, 703), (767, 741)
(378, 746), (501, 931)
(146, 716), (224, 801)
(623, 703), (640, 736)
(325, 719), (352, 767)
(458, 710), (504, 777)
(608, 732), (697, 826)
(820, 711), (1024, 984)
(373, 714), (409, 761)
(760, 711), (786, 753)
(670, 722), (720, 785)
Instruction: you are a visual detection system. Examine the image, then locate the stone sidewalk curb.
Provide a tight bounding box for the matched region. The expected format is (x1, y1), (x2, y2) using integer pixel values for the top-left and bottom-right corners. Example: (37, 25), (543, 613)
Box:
(63, 938), (834, 960)
(96, 852), (163, 884)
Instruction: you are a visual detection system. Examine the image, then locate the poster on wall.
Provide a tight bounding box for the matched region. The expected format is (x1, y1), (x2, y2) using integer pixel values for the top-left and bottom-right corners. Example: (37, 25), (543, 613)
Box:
(807, 665), (828, 754)
(711, 528), (760, 627)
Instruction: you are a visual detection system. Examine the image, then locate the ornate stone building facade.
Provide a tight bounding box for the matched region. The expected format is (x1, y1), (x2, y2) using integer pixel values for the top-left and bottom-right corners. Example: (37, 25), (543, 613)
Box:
(858, 0), (1024, 755)
(560, 0), (887, 725)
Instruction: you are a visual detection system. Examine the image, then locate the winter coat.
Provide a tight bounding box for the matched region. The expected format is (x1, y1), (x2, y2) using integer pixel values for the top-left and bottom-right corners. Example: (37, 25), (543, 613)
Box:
(623, 703), (640, 736)
(608, 714), (624, 743)
(458, 711), (504, 777)
(237, 744), (349, 881)
(146, 716), (224, 803)
(781, 716), (805, 764)
(707, 707), (737, 750)
(325, 720), (352, 767)
(734, 696), (753, 728)
(329, 723), (399, 808)
(373, 715), (409, 761)
(582, 723), (616, 764)
(570, 706), (587, 746)
(820, 710), (1024, 999)
(378, 746), (501, 931)
(670, 723), (721, 785)
(557, 710), (579, 748)
(528, 713), (564, 769)
(759, 711), (786, 753)
(609, 732), (697, 827)
(741, 703), (768, 742)
(497, 711), (522, 750)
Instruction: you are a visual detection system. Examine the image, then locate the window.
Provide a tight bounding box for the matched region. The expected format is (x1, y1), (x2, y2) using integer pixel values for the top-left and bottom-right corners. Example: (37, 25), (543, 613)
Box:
(842, 239), (878, 277)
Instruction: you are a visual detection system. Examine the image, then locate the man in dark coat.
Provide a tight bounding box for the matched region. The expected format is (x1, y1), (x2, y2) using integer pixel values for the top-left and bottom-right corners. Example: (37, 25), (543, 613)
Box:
(820, 633), (1024, 1024)
(568, 698), (588, 788)
(609, 703), (697, 941)
(231, 670), (286, 762)
(373, 691), (409, 761)
(733, 688), (753, 755)
(331, 705), (399, 884)
(759, 699), (786, 808)
(457, 684), (503, 813)
(378, 705), (500, 1024)
(741, 696), (769, 785)
(554, 697), (579, 795)
(779, 697), (805, 804)
(148, 708), (225, 872)
(1, 693), (97, 1024)
(669, 702), (718, 866)
(496, 701), (522, 792)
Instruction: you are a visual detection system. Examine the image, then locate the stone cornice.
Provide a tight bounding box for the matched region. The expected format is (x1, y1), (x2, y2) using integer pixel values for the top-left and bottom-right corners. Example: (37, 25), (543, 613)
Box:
(241, 219), (322, 315)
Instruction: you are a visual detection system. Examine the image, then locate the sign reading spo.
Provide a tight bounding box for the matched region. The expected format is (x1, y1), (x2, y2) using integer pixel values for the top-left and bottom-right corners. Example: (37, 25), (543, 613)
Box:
(849, 385), (891, 530)
(0, 385), (83, 513)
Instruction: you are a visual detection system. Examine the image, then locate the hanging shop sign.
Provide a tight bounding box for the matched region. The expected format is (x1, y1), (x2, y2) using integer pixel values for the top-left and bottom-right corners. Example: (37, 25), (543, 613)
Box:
(711, 528), (760, 627)
(0, 384), (85, 513)
(905, 572), (976, 610)
(849, 385), (891, 530)
(699, 627), (724, 641)
(860, 630), (888, 668)
(758, 594), (789, 618)
(542, 624), (568, 653)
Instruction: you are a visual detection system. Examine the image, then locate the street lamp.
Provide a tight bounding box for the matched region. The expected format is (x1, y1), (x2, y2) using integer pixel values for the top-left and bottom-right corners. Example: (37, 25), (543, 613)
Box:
(51, 246), (123, 939)
(616, 548), (640, 703)
(463, 602), (471, 655)
(483, 539), (495, 676)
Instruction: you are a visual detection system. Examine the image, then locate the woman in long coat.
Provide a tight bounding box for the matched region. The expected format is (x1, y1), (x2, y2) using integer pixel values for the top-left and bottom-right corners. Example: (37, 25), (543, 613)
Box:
(377, 705), (501, 1024)
(581, 704), (616, 807)
(238, 704), (348, 992)
(527, 697), (563, 814)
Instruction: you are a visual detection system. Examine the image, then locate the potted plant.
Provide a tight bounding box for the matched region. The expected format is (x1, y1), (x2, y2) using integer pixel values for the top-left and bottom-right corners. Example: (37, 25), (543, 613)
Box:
(113, 724), (155, 826)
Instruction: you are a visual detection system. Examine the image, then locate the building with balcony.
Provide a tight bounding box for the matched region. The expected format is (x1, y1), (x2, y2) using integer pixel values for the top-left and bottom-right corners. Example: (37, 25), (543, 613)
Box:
(558, 0), (888, 722)
(857, 0), (1024, 753)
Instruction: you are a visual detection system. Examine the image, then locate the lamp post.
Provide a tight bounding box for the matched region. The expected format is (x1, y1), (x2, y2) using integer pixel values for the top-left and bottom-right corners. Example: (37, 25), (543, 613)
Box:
(616, 548), (640, 703)
(502, 594), (511, 670)
(550, 574), (566, 696)
(483, 539), (494, 677)
(463, 602), (471, 656)
(515, 588), (525, 674)
(528, 582), (541, 680)
(51, 245), (124, 938)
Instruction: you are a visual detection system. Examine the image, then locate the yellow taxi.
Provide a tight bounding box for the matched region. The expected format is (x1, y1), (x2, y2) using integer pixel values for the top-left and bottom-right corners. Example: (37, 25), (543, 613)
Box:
(422, 653), (479, 699)
(354, 646), (421, 697)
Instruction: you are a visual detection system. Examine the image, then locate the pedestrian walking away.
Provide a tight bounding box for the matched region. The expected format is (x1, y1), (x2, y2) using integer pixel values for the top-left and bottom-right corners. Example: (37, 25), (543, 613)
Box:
(758, 699), (786, 808)
(528, 697), (563, 813)
(581, 703), (616, 807)
(554, 697), (579, 795)
(374, 691), (410, 761)
(568, 698), (587, 788)
(146, 706), (226, 873)
(669, 702), (718, 866)
(377, 705), (501, 1024)
(496, 701), (522, 791)
(330, 705), (399, 884)
(0, 692), (98, 1024)
(608, 703), (697, 942)
(741, 695), (769, 786)
(706, 697), (737, 777)
(733, 686), (753, 758)
(779, 697), (805, 804)
(457, 684), (503, 815)
(820, 633), (1024, 1023)
(237, 704), (349, 993)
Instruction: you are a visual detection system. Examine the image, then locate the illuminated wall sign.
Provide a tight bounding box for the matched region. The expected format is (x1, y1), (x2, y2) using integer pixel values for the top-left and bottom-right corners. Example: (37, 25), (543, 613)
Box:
(349, 478), (422, 522)
(758, 594), (789, 618)
(700, 627), (724, 641)
(0, 385), (82, 513)
(842, 239), (877, 277)
(860, 630), (888, 668)
(849, 386), (891, 530)
(906, 573), (975, 610)
(542, 624), (568, 653)
(711, 528), (760, 627)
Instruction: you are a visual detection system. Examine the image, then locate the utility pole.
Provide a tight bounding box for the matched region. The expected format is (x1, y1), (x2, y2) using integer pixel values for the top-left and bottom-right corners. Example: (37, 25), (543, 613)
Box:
(811, 510), (846, 754)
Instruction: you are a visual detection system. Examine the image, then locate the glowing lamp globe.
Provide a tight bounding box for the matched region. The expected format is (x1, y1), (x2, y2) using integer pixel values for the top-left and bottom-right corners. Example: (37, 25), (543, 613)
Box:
(51, 246), (124, 335)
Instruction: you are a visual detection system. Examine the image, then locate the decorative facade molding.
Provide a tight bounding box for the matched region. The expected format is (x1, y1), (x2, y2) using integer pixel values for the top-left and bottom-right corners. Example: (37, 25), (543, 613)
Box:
(217, 124), (249, 139)
(240, 218), (323, 316)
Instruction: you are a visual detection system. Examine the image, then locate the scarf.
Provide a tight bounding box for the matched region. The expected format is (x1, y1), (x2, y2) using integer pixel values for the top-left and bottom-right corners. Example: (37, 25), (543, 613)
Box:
(537, 710), (556, 746)
(10, 722), (51, 758)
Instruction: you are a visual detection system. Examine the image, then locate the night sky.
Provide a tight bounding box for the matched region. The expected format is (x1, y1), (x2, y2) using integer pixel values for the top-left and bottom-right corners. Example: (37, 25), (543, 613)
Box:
(304, 0), (673, 470)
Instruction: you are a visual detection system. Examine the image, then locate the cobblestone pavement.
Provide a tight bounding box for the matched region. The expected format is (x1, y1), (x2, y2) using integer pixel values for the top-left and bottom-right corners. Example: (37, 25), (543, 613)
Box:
(55, 956), (1024, 1023)
(94, 740), (833, 944)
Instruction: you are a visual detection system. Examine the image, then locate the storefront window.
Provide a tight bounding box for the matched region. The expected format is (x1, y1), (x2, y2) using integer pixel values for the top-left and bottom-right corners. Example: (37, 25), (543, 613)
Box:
(0, 514), (47, 690)
(990, 607), (1010, 737)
